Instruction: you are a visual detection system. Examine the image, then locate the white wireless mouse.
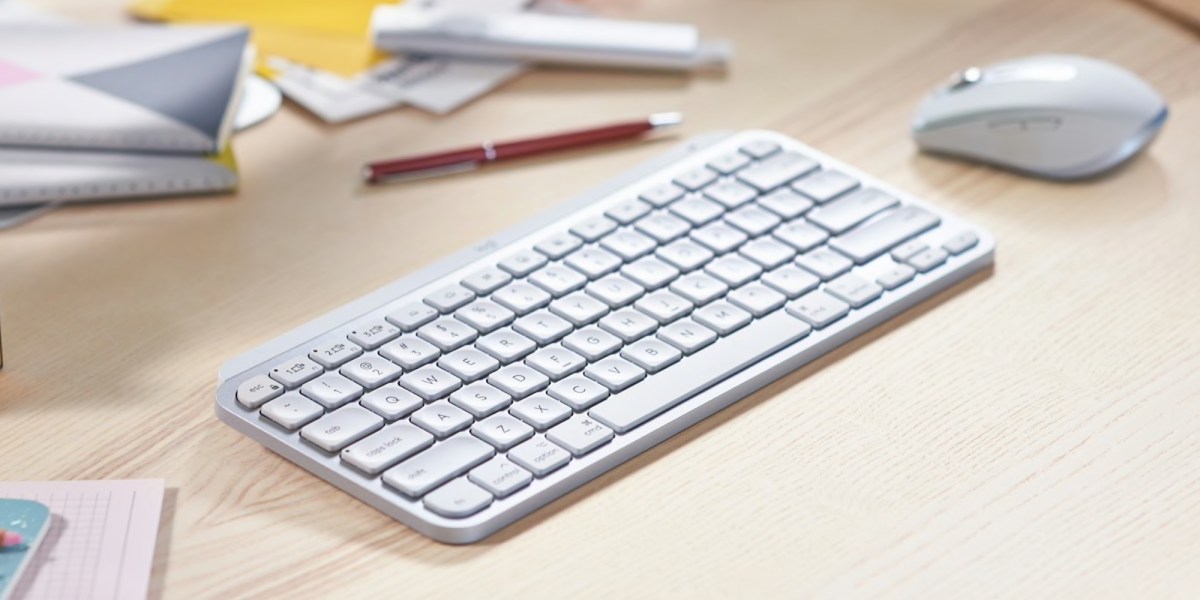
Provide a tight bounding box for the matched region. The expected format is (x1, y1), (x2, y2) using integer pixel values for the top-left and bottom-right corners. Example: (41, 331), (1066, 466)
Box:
(911, 54), (1167, 180)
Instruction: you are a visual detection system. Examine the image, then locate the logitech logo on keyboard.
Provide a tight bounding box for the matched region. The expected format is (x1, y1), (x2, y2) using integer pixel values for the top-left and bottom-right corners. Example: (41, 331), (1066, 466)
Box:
(474, 239), (499, 254)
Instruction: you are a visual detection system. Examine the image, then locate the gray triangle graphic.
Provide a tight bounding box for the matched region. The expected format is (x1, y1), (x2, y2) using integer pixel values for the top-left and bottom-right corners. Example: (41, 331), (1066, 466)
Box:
(71, 29), (249, 143)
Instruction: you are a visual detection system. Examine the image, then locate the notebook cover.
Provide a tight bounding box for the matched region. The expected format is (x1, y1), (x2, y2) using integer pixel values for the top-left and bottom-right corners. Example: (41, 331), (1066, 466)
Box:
(0, 499), (50, 600)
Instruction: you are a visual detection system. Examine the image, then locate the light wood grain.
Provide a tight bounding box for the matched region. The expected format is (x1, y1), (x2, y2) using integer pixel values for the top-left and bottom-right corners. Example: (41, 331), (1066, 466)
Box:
(2, 0), (1199, 597)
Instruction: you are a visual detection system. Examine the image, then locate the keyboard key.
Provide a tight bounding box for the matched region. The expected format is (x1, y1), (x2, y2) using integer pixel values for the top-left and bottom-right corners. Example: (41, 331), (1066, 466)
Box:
(705, 254), (763, 287)
(795, 248), (854, 280)
(498, 250), (548, 277)
(546, 375), (610, 410)
(564, 247), (623, 278)
(261, 394), (324, 430)
(510, 394), (573, 429)
(673, 166), (718, 191)
(379, 335), (440, 370)
(829, 205), (940, 263)
(399, 365), (462, 400)
(725, 205), (782, 236)
(600, 229), (657, 260)
(534, 232), (583, 259)
(269, 356), (324, 389)
(528, 264), (588, 296)
(236, 374), (284, 409)
(727, 283), (787, 317)
(656, 239), (714, 272)
(417, 317), (478, 351)
(891, 239), (929, 262)
(424, 284), (476, 313)
(708, 151), (752, 174)
(386, 302), (439, 332)
(772, 220), (829, 252)
(512, 310), (573, 344)
(639, 182), (685, 207)
(669, 272), (729, 305)
(412, 401), (474, 438)
(704, 179), (758, 208)
(693, 301), (753, 335)
(508, 436), (571, 477)
(657, 319), (718, 354)
(757, 188), (814, 219)
(347, 319), (401, 350)
(563, 327), (622, 361)
(634, 211), (691, 243)
(360, 384), (423, 420)
(621, 257), (679, 290)
(549, 292), (609, 326)
(739, 139), (781, 159)
(450, 382), (512, 418)
(492, 282), (552, 315)
(309, 340), (364, 369)
(438, 347), (500, 382)
(384, 434), (494, 497)
(424, 478), (494, 518)
(737, 151), (818, 191)
(876, 262), (916, 290)
(342, 423), (434, 475)
(669, 196), (725, 226)
(825, 273), (883, 308)
(454, 300), (516, 333)
(807, 188), (899, 234)
(547, 414), (614, 457)
(739, 237), (796, 269)
(461, 266), (512, 295)
(470, 413), (534, 450)
(342, 355), (404, 389)
(301, 404), (383, 452)
(569, 215), (618, 242)
(598, 308), (658, 342)
(488, 364), (550, 398)
(476, 329), (537, 363)
(300, 373), (364, 409)
(942, 230), (979, 255)
(583, 356), (646, 391)
(586, 274), (645, 307)
(620, 338), (682, 373)
(786, 291), (851, 328)
(634, 290), (694, 324)
(691, 222), (748, 254)
(761, 264), (821, 298)
(469, 457), (533, 497)
(791, 169), (858, 203)
(605, 199), (652, 224)
(907, 247), (948, 272)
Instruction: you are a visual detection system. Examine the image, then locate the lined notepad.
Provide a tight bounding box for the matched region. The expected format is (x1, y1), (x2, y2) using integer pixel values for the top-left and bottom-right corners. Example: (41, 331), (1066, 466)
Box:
(0, 480), (165, 600)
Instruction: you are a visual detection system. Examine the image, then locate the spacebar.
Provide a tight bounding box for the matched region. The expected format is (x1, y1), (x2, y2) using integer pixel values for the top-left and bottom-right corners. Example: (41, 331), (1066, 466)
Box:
(589, 310), (813, 434)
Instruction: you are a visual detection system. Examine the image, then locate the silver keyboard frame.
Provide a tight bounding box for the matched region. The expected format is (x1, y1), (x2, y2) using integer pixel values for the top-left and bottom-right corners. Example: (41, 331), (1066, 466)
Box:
(215, 130), (995, 544)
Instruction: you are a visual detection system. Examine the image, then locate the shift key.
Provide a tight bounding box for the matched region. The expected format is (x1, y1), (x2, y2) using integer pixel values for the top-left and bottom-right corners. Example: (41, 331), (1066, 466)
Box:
(382, 434), (494, 497)
(829, 205), (940, 263)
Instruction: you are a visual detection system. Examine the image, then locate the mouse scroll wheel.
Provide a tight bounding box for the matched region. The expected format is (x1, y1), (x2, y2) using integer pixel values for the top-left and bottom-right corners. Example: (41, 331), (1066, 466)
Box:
(949, 67), (983, 91)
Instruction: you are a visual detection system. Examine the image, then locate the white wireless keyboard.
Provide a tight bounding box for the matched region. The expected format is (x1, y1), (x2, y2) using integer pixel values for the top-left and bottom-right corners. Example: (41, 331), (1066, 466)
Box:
(216, 130), (994, 544)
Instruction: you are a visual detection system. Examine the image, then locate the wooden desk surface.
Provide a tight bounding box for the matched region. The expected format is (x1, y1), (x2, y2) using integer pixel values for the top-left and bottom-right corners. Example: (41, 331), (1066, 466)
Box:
(3, 0), (1199, 597)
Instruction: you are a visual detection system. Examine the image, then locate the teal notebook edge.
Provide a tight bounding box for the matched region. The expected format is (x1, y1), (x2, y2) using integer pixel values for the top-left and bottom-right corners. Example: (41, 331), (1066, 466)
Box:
(0, 499), (51, 600)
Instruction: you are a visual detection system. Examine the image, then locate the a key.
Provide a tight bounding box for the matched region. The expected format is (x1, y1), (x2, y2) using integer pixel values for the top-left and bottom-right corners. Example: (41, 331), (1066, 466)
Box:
(673, 166), (718, 191)
(492, 282), (552, 315)
(634, 290), (694, 324)
(690, 222), (748, 254)
(528, 264), (588, 297)
(309, 340), (364, 369)
(656, 239), (714, 272)
(498, 250), (548, 277)
(669, 272), (729, 305)
(693, 301), (753, 335)
(469, 457), (534, 497)
(341, 422), (434, 475)
(657, 319), (718, 354)
(359, 384), (423, 420)
(583, 356), (646, 391)
(786, 290), (851, 328)
(424, 284), (476, 313)
(470, 413), (534, 450)
(346, 319), (401, 350)
(638, 182), (685, 207)
(942, 230), (979, 254)
(476, 329), (537, 363)
(600, 229), (657, 261)
(599, 308), (658, 342)
(526, 345), (586, 380)
(705, 254), (763, 287)
(340, 355), (403, 389)
(411, 401), (474, 438)
(269, 356), (324, 389)
(546, 375), (610, 410)
(708, 151), (752, 174)
(772, 220), (829, 252)
(586, 274), (646, 308)
(760, 264), (821, 298)
(737, 151), (818, 191)
(417, 317), (479, 352)
(757, 188), (814, 219)
(535, 232), (583, 259)
(564, 247), (623, 279)
(739, 139), (781, 159)
(386, 302), (439, 332)
(725, 205), (782, 236)
(383, 434), (495, 497)
(704, 180), (758, 209)
(791, 169), (859, 203)
(512, 310), (573, 344)
(829, 205), (941, 263)
(739, 237), (796, 269)
(549, 292), (609, 326)
(569, 215), (618, 242)
(669, 196), (725, 226)
(907, 247), (948, 272)
(727, 283), (787, 317)
(621, 257), (679, 290)
(449, 382), (512, 418)
(634, 211), (691, 243)
(891, 239), (929, 262)
(510, 394), (573, 429)
(236, 374), (284, 409)
(454, 300), (516, 333)
(562, 326), (623, 361)
(876, 262), (916, 290)
(261, 394), (324, 431)
(620, 338), (682, 373)
(487, 363), (550, 398)
(807, 188), (899, 234)
(461, 266), (512, 295)
(424, 479), (494, 518)
(605, 199), (652, 224)
(300, 373), (364, 409)
(300, 404), (383, 452)
(507, 436), (571, 477)
(547, 414), (615, 457)
(399, 365), (462, 400)
(437, 347), (500, 382)
(795, 247), (854, 280)
(379, 335), (440, 370)
(825, 273), (883, 308)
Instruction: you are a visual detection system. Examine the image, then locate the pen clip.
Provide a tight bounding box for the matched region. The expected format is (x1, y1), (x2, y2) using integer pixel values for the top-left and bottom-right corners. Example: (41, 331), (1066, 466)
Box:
(365, 160), (480, 184)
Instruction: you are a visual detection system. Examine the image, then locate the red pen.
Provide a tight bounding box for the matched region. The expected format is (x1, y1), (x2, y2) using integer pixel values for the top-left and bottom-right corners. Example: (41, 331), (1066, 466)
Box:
(363, 112), (683, 184)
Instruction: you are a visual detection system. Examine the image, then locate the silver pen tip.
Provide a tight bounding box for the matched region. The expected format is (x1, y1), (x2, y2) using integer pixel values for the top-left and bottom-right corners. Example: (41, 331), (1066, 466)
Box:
(649, 112), (684, 128)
